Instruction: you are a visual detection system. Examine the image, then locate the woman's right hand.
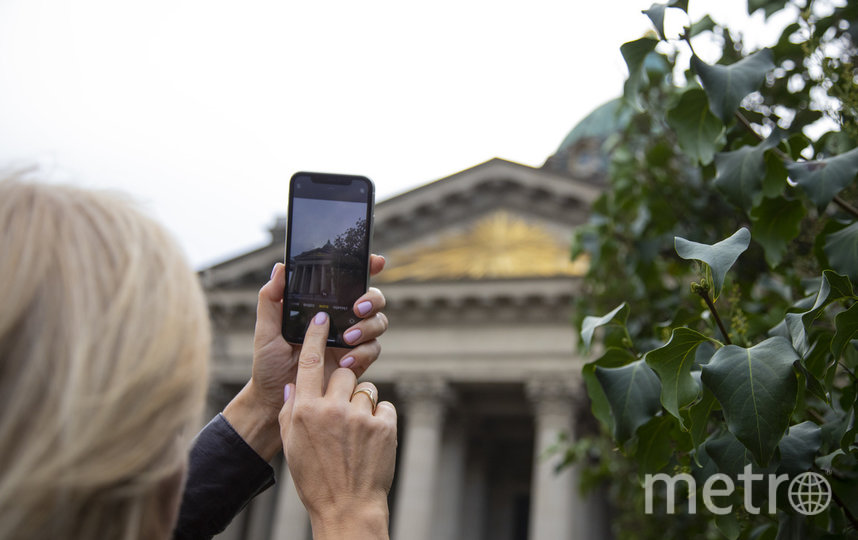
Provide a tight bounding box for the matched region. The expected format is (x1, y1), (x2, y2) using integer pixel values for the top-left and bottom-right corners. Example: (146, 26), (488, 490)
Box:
(279, 311), (397, 540)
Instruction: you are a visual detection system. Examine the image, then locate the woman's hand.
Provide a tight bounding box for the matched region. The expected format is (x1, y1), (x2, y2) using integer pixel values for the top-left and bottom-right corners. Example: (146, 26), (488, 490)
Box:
(223, 255), (388, 460)
(280, 312), (396, 540)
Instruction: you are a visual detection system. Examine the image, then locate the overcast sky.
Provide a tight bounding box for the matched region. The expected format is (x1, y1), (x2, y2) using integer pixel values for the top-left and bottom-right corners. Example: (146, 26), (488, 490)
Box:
(0, 0), (801, 268)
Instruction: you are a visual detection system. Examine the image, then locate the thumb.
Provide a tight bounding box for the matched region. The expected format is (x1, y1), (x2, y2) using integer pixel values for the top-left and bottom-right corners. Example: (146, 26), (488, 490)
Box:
(278, 383), (295, 448)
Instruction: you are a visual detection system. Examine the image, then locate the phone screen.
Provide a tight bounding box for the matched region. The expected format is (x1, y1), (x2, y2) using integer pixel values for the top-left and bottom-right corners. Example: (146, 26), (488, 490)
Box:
(282, 172), (374, 347)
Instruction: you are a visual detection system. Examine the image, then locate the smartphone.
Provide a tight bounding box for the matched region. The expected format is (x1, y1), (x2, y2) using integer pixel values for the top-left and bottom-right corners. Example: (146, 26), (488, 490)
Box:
(281, 172), (375, 347)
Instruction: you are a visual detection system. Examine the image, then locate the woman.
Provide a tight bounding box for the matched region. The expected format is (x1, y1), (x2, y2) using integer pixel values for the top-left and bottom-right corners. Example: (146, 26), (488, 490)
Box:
(0, 178), (395, 540)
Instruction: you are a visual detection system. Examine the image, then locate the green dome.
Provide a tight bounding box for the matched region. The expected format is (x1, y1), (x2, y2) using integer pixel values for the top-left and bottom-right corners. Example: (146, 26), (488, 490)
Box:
(556, 98), (631, 154)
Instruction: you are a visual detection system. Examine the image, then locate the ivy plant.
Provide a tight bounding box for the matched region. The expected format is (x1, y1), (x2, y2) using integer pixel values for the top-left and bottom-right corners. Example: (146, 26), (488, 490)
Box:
(569, 1), (858, 538)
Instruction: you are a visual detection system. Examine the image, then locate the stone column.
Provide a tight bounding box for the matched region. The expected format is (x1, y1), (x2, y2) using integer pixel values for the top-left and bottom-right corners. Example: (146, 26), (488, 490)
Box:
(526, 377), (582, 540)
(271, 466), (310, 540)
(392, 378), (452, 540)
(433, 418), (467, 540)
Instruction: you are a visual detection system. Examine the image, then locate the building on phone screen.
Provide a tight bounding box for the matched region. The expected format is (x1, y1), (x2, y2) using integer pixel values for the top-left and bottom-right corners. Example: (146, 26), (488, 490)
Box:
(199, 98), (628, 540)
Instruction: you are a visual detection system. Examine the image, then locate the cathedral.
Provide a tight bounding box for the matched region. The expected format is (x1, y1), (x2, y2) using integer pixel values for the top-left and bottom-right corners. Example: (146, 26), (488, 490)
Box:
(199, 99), (626, 540)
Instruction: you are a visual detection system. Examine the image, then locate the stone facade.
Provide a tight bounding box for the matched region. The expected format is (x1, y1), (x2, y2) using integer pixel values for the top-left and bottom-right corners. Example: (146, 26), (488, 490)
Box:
(200, 157), (612, 540)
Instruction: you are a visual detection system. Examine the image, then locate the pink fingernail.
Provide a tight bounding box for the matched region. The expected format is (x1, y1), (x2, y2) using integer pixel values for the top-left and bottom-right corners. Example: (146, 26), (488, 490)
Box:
(270, 264), (278, 280)
(344, 328), (362, 343)
(284, 384), (292, 402)
(314, 312), (328, 325)
(357, 301), (372, 316)
(339, 356), (356, 368)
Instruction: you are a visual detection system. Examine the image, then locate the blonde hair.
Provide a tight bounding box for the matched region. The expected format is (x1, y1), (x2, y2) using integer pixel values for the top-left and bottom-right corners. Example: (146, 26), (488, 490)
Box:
(0, 177), (211, 540)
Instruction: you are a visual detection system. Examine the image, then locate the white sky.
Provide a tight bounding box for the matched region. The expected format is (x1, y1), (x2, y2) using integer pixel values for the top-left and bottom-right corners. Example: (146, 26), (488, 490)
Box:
(0, 0), (798, 268)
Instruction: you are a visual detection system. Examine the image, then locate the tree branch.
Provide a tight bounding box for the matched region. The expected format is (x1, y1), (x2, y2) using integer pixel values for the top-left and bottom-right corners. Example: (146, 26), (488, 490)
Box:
(694, 286), (732, 345)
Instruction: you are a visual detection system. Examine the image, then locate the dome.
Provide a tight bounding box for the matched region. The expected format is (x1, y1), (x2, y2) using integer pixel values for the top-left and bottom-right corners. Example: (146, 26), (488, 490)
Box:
(542, 97), (632, 180)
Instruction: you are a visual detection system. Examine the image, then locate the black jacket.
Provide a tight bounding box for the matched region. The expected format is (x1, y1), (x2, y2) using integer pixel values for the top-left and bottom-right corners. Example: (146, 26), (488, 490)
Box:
(173, 414), (276, 540)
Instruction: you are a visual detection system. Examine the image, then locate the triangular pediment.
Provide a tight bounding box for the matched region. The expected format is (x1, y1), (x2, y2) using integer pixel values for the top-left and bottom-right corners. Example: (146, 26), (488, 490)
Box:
(373, 158), (598, 283)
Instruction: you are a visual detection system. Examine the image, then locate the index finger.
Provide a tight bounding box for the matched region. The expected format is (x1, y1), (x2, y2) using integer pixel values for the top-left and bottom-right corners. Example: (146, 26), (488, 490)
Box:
(294, 312), (330, 399)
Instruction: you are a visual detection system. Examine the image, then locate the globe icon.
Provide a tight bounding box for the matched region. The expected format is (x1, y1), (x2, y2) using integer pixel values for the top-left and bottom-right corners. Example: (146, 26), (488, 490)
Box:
(788, 472), (832, 516)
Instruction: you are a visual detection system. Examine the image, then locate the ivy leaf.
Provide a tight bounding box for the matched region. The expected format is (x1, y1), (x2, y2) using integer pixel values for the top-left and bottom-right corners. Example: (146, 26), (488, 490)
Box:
(748, 0), (790, 17)
(690, 49), (775, 124)
(832, 302), (858, 359)
(777, 421), (822, 476)
(665, 88), (726, 165)
(642, 3), (668, 40)
(704, 430), (776, 478)
(713, 135), (781, 210)
(786, 147), (858, 212)
(684, 377), (719, 463)
(785, 270), (855, 355)
(581, 303), (629, 349)
(621, 37), (659, 110)
(750, 196), (806, 267)
(582, 348), (637, 433)
(645, 328), (712, 426)
(701, 337), (799, 466)
(667, 0), (688, 11)
(716, 513), (741, 540)
(793, 360), (830, 404)
(595, 360), (662, 444)
(635, 415), (676, 478)
(689, 14), (716, 37)
(824, 222), (858, 283)
(675, 227), (751, 300)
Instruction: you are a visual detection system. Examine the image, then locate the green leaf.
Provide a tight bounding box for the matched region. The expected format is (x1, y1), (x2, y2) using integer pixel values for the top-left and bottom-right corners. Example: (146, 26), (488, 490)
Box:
(691, 49), (775, 124)
(582, 348), (638, 433)
(704, 429), (776, 477)
(645, 328), (712, 426)
(785, 270), (855, 355)
(665, 88), (726, 165)
(667, 0), (688, 11)
(824, 222), (858, 283)
(635, 415), (675, 478)
(701, 337), (799, 466)
(716, 513), (741, 540)
(750, 196), (806, 267)
(689, 14), (716, 37)
(684, 378), (718, 462)
(621, 37), (659, 110)
(793, 360), (830, 404)
(595, 359), (662, 444)
(675, 227), (751, 300)
(786, 147), (858, 212)
(777, 421), (822, 475)
(748, 0), (790, 17)
(581, 303), (629, 349)
(713, 135), (781, 210)
(642, 3), (667, 40)
(832, 302), (858, 359)
(762, 150), (788, 198)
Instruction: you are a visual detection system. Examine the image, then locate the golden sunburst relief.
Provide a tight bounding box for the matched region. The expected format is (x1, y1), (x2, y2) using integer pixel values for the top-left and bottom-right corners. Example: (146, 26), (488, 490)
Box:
(376, 211), (589, 282)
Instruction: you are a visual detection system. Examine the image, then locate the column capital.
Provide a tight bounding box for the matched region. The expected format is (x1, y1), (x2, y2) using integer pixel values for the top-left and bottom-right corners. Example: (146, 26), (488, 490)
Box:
(525, 375), (581, 402)
(395, 376), (454, 425)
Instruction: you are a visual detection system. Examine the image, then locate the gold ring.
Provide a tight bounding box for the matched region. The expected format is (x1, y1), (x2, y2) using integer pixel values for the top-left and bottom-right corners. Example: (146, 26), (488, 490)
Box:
(351, 387), (378, 412)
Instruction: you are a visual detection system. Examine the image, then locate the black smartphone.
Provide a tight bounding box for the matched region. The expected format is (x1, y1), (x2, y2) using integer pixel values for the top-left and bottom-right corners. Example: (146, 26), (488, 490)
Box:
(281, 172), (375, 347)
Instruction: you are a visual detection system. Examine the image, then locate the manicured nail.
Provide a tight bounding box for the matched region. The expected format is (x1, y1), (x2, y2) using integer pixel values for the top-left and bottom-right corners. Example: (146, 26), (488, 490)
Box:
(283, 384), (292, 402)
(270, 264), (278, 280)
(314, 312), (328, 325)
(344, 328), (362, 343)
(357, 301), (372, 316)
(339, 356), (356, 368)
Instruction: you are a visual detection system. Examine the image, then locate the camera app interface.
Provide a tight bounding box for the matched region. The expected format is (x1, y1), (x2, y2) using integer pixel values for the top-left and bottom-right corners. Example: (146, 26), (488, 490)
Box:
(284, 181), (370, 344)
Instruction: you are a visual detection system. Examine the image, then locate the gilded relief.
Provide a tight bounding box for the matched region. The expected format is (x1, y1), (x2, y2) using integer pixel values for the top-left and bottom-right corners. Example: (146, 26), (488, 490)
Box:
(377, 211), (589, 282)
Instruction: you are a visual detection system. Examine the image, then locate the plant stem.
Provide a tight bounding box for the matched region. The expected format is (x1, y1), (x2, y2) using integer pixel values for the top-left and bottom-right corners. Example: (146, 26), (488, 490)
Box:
(696, 289), (732, 345)
(831, 490), (858, 531)
(834, 195), (858, 219)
